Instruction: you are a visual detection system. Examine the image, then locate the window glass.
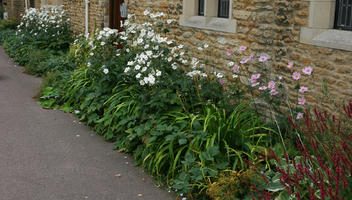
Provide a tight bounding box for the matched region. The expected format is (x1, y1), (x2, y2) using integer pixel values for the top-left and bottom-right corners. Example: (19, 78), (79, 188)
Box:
(335, 0), (352, 30)
(199, 0), (205, 16)
(218, 0), (230, 18)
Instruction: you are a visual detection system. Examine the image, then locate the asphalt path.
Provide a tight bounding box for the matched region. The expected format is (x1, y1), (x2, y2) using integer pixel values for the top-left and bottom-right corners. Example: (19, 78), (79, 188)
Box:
(0, 47), (175, 200)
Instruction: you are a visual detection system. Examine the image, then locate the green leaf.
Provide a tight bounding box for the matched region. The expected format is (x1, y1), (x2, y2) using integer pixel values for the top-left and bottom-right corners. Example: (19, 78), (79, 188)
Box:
(178, 138), (187, 145)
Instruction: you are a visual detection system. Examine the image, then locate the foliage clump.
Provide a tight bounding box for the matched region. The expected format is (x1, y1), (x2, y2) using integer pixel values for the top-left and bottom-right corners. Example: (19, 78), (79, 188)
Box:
(207, 169), (259, 200)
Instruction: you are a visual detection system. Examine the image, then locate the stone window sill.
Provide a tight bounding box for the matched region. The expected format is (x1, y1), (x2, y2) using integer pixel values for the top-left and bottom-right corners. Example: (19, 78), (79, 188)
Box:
(300, 27), (352, 51)
(179, 15), (237, 34)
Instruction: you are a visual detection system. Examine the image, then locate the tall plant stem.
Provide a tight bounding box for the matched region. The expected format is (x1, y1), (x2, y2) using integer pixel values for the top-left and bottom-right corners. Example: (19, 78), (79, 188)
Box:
(285, 97), (305, 147)
(270, 105), (287, 153)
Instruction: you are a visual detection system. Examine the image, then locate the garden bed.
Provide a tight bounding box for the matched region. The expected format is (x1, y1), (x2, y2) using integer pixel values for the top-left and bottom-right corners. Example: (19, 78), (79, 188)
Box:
(1, 7), (351, 200)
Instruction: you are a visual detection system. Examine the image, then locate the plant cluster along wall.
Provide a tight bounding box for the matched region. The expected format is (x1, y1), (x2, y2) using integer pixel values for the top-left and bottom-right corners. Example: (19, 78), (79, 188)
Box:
(64, 0), (352, 112)
(1, 6), (351, 200)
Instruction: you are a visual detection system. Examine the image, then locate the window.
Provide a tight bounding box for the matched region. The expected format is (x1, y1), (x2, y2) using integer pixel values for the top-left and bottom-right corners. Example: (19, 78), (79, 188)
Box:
(300, 0), (352, 51)
(218, 0), (230, 18)
(30, 0), (35, 8)
(180, 0), (237, 33)
(199, 0), (205, 16)
(335, 0), (352, 30)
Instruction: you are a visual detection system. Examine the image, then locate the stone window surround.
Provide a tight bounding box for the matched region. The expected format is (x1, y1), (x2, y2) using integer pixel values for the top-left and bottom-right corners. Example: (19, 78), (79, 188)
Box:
(300, 0), (352, 51)
(179, 0), (237, 34)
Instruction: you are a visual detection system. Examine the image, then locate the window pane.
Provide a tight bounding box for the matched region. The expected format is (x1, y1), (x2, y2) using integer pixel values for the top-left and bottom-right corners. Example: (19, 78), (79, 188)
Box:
(30, 0), (35, 8)
(335, 0), (352, 30)
(218, 0), (230, 18)
(199, 0), (205, 16)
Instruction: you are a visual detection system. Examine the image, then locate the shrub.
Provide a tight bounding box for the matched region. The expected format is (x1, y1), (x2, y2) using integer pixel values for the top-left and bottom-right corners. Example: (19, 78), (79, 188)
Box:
(0, 28), (16, 44)
(3, 35), (34, 65)
(16, 7), (72, 50)
(207, 169), (259, 200)
(259, 102), (352, 200)
(0, 19), (20, 30)
(26, 52), (74, 76)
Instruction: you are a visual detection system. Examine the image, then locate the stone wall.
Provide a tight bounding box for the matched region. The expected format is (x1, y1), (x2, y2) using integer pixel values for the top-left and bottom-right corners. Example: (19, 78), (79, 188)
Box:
(64, 0), (352, 111)
(63, 0), (108, 34)
(3, 0), (25, 19)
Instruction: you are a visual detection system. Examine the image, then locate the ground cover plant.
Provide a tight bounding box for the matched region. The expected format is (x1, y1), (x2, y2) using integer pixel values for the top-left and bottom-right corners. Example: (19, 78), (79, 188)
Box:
(1, 7), (351, 200)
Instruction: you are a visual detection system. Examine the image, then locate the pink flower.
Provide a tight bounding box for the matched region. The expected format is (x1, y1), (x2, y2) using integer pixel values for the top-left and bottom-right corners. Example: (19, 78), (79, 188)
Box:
(296, 112), (304, 119)
(287, 62), (294, 69)
(233, 65), (240, 73)
(298, 97), (306, 105)
(253, 73), (261, 79)
(279, 76), (283, 80)
(220, 79), (225, 85)
(299, 86), (308, 93)
(268, 81), (276, 89)
(270, 90), (279, 95)
(259, 86), (267, 90)
(258, 56), (268, 62)
(252, 82), (260, 87)
(250, 77), (256, 83)
(240, 58), (249, 64)
(226, 49), (232, 56)
(250, 74), (261, 83)
(292, 72), (301, 80)
(302, 66), (313, 75)
(239, 45), (247, 51)
(249, 54), (255, 60)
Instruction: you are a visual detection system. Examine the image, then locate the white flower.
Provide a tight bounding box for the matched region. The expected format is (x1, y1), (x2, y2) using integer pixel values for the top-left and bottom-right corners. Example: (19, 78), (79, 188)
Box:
(136, 73), (141, 79)
(90, 52), (94, 56)
(137, 38), (143, 44)
(232, 74), (238, 78)
(87, 62), (91, 67)
(127, 61), (134, 66)
(141, 67), (147, 72)
(139, 80), (145, 86)
(167, 19), (174, 24)
(147, 31), (154, 38)
(144, 10), (150, 16)
(227, 62), (235, 67)
(215, 72), (223, 78)
(103, 68), (109, 74)
(168, 57), (172, 62)
(204, 44), (209, 49)
(146, 51), (153, 57)
(135, 65), (141, 70)
(156, 70), (162, 77)
(124, 67), (130, 73)
(101, 42), (105, 46)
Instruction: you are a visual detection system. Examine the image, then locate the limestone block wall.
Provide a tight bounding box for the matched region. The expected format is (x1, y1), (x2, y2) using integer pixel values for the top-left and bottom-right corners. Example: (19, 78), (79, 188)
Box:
(64, 0), (352, 111)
